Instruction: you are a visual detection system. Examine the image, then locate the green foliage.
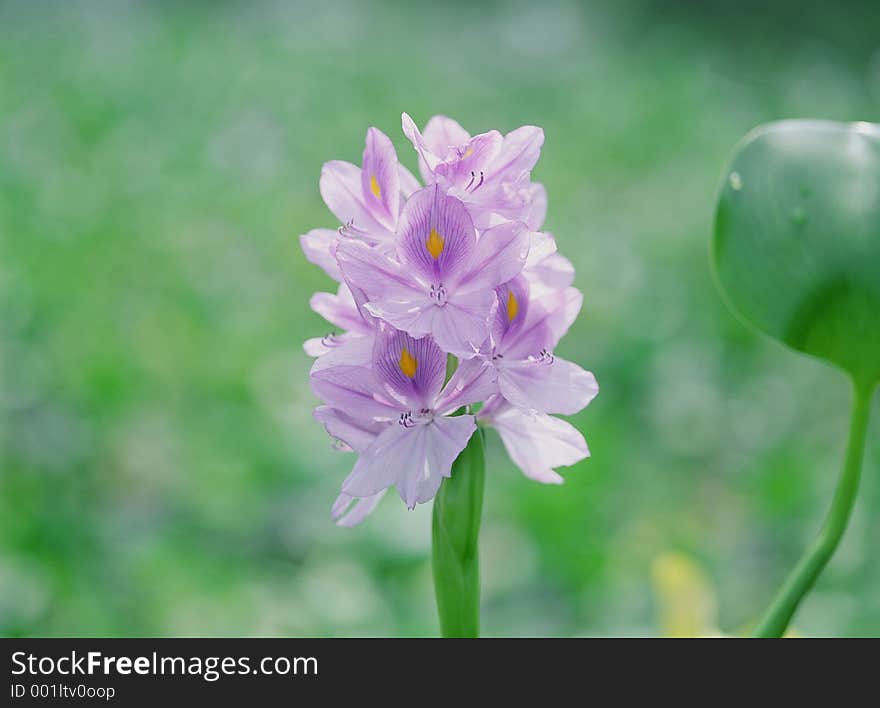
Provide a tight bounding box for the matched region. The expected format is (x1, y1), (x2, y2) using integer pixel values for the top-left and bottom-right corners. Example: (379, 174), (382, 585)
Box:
(713, 120), (880, 389)
(713, 120), (879, 636)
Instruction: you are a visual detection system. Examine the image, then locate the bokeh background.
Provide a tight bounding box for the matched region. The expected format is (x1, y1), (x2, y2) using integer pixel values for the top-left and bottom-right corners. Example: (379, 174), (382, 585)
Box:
(2, 0), (879, 637)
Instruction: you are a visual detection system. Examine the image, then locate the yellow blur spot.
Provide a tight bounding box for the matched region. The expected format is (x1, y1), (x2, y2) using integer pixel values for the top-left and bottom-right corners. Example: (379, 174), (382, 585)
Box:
(463, 147), (473, 159)
(652, 552), (717, 638)
(506, 290), (519, 321)
(399, 347), (418, 378)
(426, 228), (444, 259)
(369, 175), (382, 200)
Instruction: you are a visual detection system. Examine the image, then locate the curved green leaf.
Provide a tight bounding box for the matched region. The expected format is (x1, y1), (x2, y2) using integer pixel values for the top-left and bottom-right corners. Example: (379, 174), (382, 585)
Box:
(712, 119), (880, 388)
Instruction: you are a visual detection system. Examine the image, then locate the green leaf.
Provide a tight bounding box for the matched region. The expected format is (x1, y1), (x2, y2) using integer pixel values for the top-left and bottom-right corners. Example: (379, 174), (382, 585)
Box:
(712, 119), (880, 388)
(431, 428), (485, 638)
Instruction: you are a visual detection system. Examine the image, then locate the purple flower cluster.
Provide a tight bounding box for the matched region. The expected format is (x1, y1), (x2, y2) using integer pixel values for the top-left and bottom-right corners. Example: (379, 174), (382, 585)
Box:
(301, 114), (598, 525)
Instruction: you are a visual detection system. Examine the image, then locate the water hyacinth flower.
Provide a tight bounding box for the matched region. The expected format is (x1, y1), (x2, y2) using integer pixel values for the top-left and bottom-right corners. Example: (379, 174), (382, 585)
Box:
(300, 126), (420, 279)
(336, 184), (529, 357)
(311, 327), (493, 509)
(402, 113), (546, 230)
(299, 113), (598, 635)
(485, 276), (598, 416)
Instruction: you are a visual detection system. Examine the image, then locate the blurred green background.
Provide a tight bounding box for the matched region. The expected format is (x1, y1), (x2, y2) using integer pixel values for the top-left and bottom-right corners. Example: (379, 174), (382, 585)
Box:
(2, 0), (879, 637)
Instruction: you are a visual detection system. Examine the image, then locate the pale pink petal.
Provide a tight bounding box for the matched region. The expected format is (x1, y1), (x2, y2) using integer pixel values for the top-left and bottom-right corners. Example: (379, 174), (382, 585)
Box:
(309, 334), (374, 373)
(399, 164), (421, 198)
(498, 356), (598, 415)
(524, 251), (575, 299)
(458, 221), (529, 293)
(364, 297), (436, 338)
(435, 356), (498, 414)
(488, 126), (544, 182)
(402, 112), (442, 181)
(421, 115), (471, 158)
(332, 490), (387, 527)
(488, 403), (588, 484)
(300, 228), (342, 281)
(431, 289), (495, 358)
(343, 424), (420, 500)
(503, 286), (582, 358)
(525, 183), (548, 230)
(304, 331), (365, 358)
(320, 160), (384, 234)
(436, 130), (504, 187)
(304, 337), (329, 357)
(310, 283), (370, 334)
(310, 364), (400, 420)
(525, 231), (557, 267)
(314, 405), (384, 453)
(336, 240), (422, 301)
(342, 414), (475, 508)
(410, 415), (476, 505)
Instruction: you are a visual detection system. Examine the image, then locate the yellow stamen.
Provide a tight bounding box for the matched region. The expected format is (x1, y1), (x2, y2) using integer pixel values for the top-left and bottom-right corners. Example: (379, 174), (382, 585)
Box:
(369, 175), (382, 200)
(506, 290), (519, 321)
(399, 347), (418, 378)
(426, 228), (444, 259)
(463, 147), (474, 158)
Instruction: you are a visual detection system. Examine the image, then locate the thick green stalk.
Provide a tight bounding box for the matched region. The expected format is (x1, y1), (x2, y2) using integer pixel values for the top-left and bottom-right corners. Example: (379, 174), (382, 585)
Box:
(431, 428), (485, 638)
(753, 379), (874, 637)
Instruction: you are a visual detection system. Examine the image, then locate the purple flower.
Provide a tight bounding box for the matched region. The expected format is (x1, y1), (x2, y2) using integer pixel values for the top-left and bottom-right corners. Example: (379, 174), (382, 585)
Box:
(300, 116), (598, 523)
(300, 127), (421, 278)
(485, 277), (598, 415)
(402, 113), (545, 230)
(337, 184), (529, 357)
(311, 327), (490, 512)
(303, 283), (373, 357)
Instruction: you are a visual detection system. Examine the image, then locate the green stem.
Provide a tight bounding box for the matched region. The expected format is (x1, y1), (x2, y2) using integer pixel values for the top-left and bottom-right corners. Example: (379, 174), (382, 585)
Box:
(753, 379), (874, 638)
(431, 428), (485, 638)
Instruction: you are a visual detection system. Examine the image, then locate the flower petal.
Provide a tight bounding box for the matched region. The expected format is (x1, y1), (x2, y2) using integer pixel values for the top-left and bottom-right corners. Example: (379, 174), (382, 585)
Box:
(336, 239), (422, 301)
(331, 490), (387, 527)
(397, 184), (476, 285)
(458, 220), (529, 293)
(310, 363), (400, 420)
(488, 125), (544, 182)
(342, 414), (476, 508)
(436, 130), (503, 187)
(421, 115), (471, 158)
(498, 356), (598, 415)
(310, 283), (369, 334)
(310, 333), (374, 373)
(525, 230), (557, 267)
(486, 402), (588, 484)
(320, 160), (385, 235)
(363, 297), (436, 338)
(435, 355), (498, 414)
(412, 415), (476, 504)
(372, 327), (446, 410)
(402, 112), (442, 181)
(399, 164), (421, 198)
(303, 331), (363, 358)
(432, 289), (495, 357)
(314, 405), (384, 453)
(300, 228), (342, 281)
(502, 286), (582, 357)
(361, 127), (400, 231)
(524, 251), (575, 299)
(525, 183), (548, 230)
